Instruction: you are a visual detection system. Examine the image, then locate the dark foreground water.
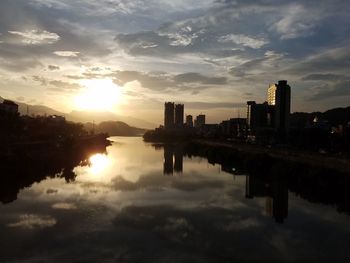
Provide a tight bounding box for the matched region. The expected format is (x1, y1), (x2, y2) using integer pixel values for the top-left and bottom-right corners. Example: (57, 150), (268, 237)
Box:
(0, 137), (350, 262)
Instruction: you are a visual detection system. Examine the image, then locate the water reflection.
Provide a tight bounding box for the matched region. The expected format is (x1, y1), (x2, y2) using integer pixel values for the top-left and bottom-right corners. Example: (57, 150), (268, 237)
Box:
(163, 144), (183, 175)
(0, 141), (108, 204)
(153, 142), (350, 224)
(1, 137), (350, 262)
(246, 175), (288, 223)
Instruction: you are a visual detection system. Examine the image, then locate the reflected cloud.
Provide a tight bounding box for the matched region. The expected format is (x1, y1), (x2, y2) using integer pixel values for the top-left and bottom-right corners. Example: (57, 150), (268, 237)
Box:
(7, 214), (56, 229)
(52, 202), (77, 210)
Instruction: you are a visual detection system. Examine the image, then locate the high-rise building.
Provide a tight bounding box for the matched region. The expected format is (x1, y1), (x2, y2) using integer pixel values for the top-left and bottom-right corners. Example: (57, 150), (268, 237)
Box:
(268, 80), (291, 139)
(246, 101), (269, 133)
(174, 104), (184, 127)
(164, 102), (174, 129)
(185, 115), (193, 127)
(194, 114), (205, 128)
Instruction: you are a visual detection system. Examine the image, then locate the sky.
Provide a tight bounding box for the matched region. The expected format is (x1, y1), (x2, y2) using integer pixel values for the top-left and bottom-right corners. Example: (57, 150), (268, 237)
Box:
(0, 0), (349, 124)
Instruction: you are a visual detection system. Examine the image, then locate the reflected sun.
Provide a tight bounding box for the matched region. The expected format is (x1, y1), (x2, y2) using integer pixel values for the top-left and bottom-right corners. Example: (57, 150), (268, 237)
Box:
(74, 78), (122, 111)
(89, 153), (109, 175)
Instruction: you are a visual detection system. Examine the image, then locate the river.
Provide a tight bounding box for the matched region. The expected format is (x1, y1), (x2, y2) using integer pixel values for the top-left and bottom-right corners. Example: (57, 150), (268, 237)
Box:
(0, 136), (349, 262)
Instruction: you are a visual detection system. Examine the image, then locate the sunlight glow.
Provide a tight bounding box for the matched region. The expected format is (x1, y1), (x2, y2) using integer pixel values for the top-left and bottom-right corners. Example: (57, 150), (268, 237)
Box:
(89, 153), (109, 175)
(74, 78), (122, 111)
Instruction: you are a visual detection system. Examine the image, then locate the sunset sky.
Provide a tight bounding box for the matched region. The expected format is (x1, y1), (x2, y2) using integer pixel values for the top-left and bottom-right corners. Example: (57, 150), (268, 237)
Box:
(0, 0), (349, 124)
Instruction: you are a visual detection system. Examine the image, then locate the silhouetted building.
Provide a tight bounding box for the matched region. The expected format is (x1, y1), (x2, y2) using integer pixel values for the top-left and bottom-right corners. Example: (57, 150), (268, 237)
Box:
(186, 115), (193, 128)
(194, 114), (205, 128)
(220, 118), (246, 137)
(268, 80), (291, 140)
(0, 100), (18, 114)
(164, 102), (175, 129)
(175, 104), (184, 128)
(246, 101), (269, 134)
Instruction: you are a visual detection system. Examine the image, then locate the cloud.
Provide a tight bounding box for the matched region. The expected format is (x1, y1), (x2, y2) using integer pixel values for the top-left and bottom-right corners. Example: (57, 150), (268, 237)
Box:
(174, 72), (227, 85)
(269, 3), (328, 39)
(218, 34), (269, 49)
(186, 102), (245, 109)
(7, 214), (56, 229)
(112, 70), (227, 93)
(229, 50), (285, 77)
(8, 30), (60, 45)
(53, 51), (80, 57)
(308, 81), (350, 101)
(48, 65), (60, 70)
(32, 75), (48, 86)
(52, 202), (77, 209)
(32, 75), (81, 92)
(49, 80), (80, 90)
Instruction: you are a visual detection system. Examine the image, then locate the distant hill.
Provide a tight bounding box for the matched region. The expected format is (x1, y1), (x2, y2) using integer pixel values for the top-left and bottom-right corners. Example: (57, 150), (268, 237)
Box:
(291, 106), (350, 127)
(66, 111), (156, 129)
(85, 121), (146, 136)
(0, 97), (156, 129)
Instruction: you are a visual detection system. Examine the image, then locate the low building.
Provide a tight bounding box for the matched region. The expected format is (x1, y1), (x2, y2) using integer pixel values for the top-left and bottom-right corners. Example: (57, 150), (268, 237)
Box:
(194, 114), (205, 128)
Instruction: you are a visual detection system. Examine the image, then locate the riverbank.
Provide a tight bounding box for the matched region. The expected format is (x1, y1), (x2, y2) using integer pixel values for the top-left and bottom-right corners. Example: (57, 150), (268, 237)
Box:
(190, 139), (350, 174)
(0, 133), (110, 160)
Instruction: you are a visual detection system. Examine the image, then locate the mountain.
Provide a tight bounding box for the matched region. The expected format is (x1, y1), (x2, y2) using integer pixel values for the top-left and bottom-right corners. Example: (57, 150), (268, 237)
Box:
(85, 121), (146, 136)
(67, 110), (156, 129)
(0, 97), (63, 116)
(291, 106), (350, 127)
(18, 102), (64, 116)
(1, 97), (156, 129)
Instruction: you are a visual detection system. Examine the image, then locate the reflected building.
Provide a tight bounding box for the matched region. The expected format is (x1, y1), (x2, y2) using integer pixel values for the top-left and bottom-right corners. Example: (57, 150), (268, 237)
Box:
(163, 144), (183, 175)
(174, 148), (183, 173)
(245, 174), (288, 223)
(163, 145), (174, 175)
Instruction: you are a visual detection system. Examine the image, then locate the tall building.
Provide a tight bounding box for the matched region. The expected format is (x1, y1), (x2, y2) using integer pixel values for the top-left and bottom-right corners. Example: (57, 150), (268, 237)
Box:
(174, 104), (184, 127)
(268, 80), (291, 140)
(164, 102), (174, 129)
(246, 101), (269, 133)
(185, 115), (193, 127)
(194, 114), (205, 128)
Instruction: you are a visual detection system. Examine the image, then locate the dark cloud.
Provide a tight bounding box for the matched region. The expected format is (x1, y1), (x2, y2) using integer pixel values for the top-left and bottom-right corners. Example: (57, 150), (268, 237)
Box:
(186, 102), (245, 109)
(301, 73), (350, 81)
(112, 173), (226, 192)
(174, 73), (227, 85)
(48, 65), (60, 70)
(32, 75), (80, 92)
(112, 70), (227, 92)
(32, 75), (48, 86)
(49, 80), (80, 90)
(308, 81), (350, 101)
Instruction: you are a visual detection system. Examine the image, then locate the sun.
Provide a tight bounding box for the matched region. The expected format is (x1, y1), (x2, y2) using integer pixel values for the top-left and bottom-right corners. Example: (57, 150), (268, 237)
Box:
(74, 78), (122, 111)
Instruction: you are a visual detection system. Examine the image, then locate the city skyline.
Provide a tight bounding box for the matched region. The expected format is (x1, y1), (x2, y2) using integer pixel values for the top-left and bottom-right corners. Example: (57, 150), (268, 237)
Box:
(0, 0), (349, 124)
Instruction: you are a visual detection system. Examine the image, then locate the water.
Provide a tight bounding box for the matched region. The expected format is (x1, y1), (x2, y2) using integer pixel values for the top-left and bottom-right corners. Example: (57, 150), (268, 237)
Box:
(0, 137), (349, 262)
